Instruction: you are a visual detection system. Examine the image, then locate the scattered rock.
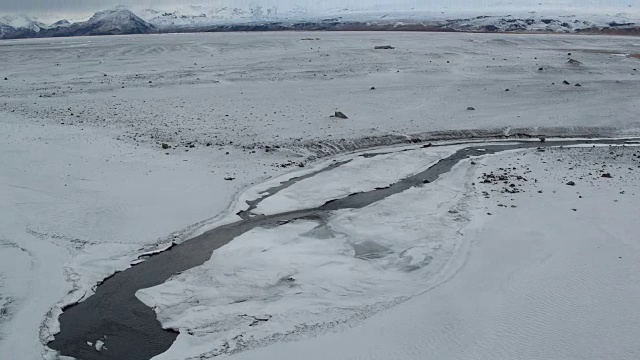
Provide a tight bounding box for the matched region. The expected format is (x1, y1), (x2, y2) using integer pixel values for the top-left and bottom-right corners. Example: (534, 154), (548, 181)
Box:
(505, 89), (510, 92)
(4, 77), (8, 80)
(370, 86), (376, 90)
(566, 181), (576, 186)
(224, 177), (235, 181)
(563, 80), (570, 85)
(539, 136), (546, 143)
(374, 45), (395, 50)
(467, 106), (476, 111)
(95, 339), (105, 352)
(567, 58), (582, 65)
(538, 67), (544, 71)
(245, 314), (271, 326)
(601, 173), (613, 178)
(422, 143), (433, 148)
(332, 111), (349, 119)
(161, 143), (170, 149)
(575, 83), (582, 87)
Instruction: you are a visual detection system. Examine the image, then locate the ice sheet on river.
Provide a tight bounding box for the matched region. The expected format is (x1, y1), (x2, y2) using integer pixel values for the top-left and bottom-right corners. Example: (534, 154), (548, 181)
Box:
(252, 144), (466, 215)
(147, 145), (640, 360)
(138, 152), (478, 359)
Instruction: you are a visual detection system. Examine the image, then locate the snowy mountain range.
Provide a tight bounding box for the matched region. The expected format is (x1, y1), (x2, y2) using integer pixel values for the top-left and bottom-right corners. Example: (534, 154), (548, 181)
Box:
(0, 14), (46, 38)
(0, 9), (154, 39)
(49, 9), (155, 37)
(1, 6), (639, 40)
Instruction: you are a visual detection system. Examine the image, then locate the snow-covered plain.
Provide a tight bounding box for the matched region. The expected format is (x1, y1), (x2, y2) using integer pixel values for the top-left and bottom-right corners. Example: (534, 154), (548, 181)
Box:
(2, 32), (640, 152)
(0, 32), (639, 359)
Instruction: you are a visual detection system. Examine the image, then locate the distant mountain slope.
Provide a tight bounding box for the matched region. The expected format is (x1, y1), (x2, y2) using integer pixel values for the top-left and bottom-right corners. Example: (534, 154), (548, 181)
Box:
(0, 9), (155, 39)
(0, 6), (638, 40)
(143, 11), (639, 35)
(50, 19), (72, 28)
(136, 0), (640, 21)
(121, 6), (640, 35)
(434, 14), (638, 33)
(42, 9), (156, 37)
(139, 6), (263, 28)
(0, 14), (46, 38)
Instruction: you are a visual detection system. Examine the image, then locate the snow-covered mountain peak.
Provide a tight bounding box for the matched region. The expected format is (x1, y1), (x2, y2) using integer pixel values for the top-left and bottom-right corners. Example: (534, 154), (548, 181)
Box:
(87, 8), (144, 24)
(75, 8), (156, 35)
(0, 14), (45, 31)
(51, 19), (71, 28)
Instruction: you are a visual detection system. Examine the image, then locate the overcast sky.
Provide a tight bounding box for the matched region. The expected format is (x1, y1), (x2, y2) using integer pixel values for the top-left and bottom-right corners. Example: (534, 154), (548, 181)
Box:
(1, 1), (637, 19)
